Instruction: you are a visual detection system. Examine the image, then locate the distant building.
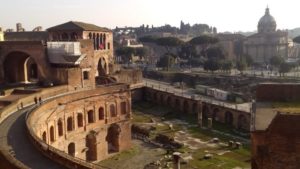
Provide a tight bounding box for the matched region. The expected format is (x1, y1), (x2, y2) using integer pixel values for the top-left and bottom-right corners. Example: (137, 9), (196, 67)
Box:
(0, 27), (4, 41)
(16, 23), (25, 32)
(243, 7), (289, 64)
(216, 33), (245, 61)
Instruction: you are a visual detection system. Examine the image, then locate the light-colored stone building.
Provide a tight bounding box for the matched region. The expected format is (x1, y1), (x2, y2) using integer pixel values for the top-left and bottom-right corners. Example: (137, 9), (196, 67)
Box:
(0, 27), (4, 41)
(244, 7), (289, 64)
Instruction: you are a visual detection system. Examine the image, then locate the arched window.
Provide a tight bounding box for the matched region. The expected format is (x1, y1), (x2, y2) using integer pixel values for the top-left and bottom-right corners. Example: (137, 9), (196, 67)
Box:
(92, 33), (96, 50)
(110, 104), (116, 117)
(88, 110), (95, 123)
(100, 34), (103, 49)
(120, 101), (127, 114)
(99, 107), (105, 120)
(77, 113), (83, 127)
(61, 32), (69, 41)
(103, 34), (107, 49)
(42, 131), (47, 142)
(67, 117), (73, 131)
(108, 42), (111, 50)
(68, 143), (76, 157)
(71, 32), (78, 41)
(50, 126), (55, 142)
(96, 34), (100, 50)
(88, 32), (92, 39)
(57, 119), (63, 136)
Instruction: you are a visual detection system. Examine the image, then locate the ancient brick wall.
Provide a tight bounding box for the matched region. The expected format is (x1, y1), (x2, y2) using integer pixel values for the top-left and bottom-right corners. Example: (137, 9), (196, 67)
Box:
(251, 114), (300, 169)
(256, 83), (300, 102)
(27, 84), (132, 165)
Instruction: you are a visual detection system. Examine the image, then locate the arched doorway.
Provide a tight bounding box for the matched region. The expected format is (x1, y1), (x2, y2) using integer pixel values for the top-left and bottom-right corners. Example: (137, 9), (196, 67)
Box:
(50, 126), (55, 142)
(57, 119), (63, 137)
(237, 114), (247, 130)
(106, 124), (121, 154)
(42, 131), (47, 142)
(192, 102), (198, 114)
(212, 108), (219, 121)
(98, 107), (105, 120)
(68, 143), (75, 157)
(202, 105), (209, 120)
(87, 110), (95, 123)
(3, 52), (38, 83)
(86, 132), (97, 161)
(166, 96), (172, 106)
(183, 100), (189, 113)
(225, 111), (234, 126)
(175, 98), (180, 109)
(97, 57), (107, 76)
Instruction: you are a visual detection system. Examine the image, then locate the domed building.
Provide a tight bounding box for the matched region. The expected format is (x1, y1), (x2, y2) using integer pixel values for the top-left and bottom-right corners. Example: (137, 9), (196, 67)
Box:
(244, 7), (288, 64)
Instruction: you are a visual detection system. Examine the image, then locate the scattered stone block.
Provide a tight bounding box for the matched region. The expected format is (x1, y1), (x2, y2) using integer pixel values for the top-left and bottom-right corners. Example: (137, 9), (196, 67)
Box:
(204, 154), (213, 159)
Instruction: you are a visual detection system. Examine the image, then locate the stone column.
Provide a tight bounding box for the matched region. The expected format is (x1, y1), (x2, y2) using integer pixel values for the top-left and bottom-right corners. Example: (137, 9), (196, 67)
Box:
(173, 152), (181, 169)
(197, 102), (203, 128)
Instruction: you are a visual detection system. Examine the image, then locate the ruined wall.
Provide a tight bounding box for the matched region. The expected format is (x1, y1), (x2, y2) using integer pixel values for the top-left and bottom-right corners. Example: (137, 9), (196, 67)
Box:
(256, 83), (300, 102)
(113, 69), (143, 85)
(27, 84), (132, 165)
(144, 87), (250, 131)
(251, 114), (300, 169)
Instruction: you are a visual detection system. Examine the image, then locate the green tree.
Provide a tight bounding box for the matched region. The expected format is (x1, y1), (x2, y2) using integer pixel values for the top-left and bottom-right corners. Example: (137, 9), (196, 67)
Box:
(245, 55), (254, 67)
(155, 37), (184, 52)
(156, 53), (176, 70)
(236, 60), (247, 74)
(115, 47), (135, 63)
(221, 60), (233, 73)
(279, 62), (292, 76)
(139, 36), (158, 43)
(135, 47), (148, 60)
(189, 35), (219, 45)
(293, 36), (300, 44)
(155, 37), (183, 71)
(270, 56), (284, 68)
(206, 47), (225, 59)
(203, 58), (221, 73)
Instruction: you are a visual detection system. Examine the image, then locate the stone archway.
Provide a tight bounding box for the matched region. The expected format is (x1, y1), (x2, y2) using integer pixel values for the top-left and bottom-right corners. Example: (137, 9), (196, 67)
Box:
(166, 96), (172, 106)
(192, 102), (198, 114)
(68, 143), (75, 157)
(97, 57), (107, 76)
(106, 124), (121, 154)
(225, 111), (234, 126)
(183, 100), (189, 113)
(212, 108), (220, 121)
(202, 105), (209, 120)
(86, 131), (97, 161)
(3, 51), (38, 83)
(237, 114), (247, 130)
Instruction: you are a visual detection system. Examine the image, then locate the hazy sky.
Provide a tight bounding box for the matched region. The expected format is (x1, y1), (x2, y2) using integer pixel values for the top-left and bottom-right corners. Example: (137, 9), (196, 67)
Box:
(0, 0), (299, 32)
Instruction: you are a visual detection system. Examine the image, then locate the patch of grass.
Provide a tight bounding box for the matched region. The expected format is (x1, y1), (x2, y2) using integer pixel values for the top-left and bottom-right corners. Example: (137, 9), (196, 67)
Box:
(272, 101), (300, 113)
(99, 145), (140, 166)
(189, 148), (251, 169)
(132, 111), (153, 123)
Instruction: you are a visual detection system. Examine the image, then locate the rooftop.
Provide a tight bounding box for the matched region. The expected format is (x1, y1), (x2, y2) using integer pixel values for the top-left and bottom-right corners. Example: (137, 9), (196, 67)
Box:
(254, 101), (300, 131)
(47, 21), (111, 32)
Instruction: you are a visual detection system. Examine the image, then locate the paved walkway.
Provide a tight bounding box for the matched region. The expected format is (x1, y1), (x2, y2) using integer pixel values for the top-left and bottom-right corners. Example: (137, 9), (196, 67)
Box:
(0, 106), (66, 169)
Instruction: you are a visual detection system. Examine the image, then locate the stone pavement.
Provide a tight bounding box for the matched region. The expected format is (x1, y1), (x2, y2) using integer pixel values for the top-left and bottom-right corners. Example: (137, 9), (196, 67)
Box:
(0, 106), (66, 169)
